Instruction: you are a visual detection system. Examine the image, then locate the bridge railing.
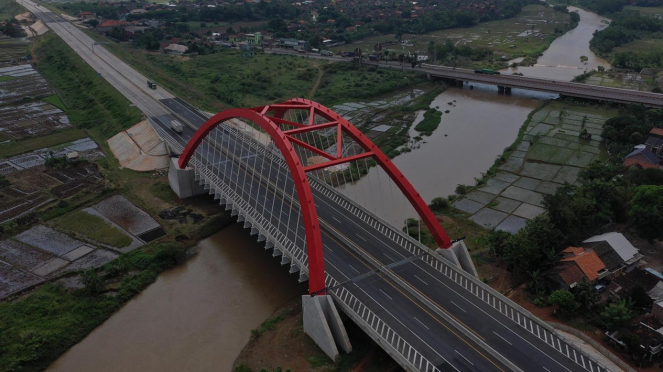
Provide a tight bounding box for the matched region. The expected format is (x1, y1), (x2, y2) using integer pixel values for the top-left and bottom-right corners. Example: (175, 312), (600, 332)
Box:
(307, 165), (612, 372)
(325, 274), (442, 372)
(153, 120), (442, 372)
(154, 116), (612, 372)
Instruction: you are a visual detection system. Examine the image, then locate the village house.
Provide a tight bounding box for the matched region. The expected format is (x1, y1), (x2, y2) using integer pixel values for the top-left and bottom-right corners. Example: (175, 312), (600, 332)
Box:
(623, 128), (663, 170)
(78, 11), (95, 21)
(582, 232), (643, 274)
(548, 247), (608, 289)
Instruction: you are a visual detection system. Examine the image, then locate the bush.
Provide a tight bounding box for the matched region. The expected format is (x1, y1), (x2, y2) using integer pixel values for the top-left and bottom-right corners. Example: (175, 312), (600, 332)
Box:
(455, 184), (469, 195)
(429, 197), (449, 212)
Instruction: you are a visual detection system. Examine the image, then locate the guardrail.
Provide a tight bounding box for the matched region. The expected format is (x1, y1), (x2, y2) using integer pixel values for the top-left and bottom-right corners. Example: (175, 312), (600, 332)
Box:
(153, 121), (440, 372)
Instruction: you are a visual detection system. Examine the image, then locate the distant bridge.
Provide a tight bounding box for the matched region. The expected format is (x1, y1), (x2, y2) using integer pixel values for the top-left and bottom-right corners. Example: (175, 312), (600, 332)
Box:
(419, 64), (662, 106)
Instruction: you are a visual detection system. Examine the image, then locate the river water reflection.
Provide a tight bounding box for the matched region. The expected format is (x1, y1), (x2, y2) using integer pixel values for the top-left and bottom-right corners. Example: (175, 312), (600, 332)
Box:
(46, 224), (305, 372)
(504, 7), (611, 81)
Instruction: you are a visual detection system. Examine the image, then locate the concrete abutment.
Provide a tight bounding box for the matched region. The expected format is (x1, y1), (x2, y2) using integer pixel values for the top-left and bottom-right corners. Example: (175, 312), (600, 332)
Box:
(168, 157), (206, 198)
(303, 295), (352, 361)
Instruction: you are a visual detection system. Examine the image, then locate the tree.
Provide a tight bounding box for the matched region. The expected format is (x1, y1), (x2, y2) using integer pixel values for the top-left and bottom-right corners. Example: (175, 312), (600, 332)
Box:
(572, 277), (600, 311)
(630, 185), (663, 241)
(81, 269), (104, 295)
(429, 197), (449, 212)
(226, 26), (234, 34)
(601, 300), (632, 330)
(549, 290), (579, 317)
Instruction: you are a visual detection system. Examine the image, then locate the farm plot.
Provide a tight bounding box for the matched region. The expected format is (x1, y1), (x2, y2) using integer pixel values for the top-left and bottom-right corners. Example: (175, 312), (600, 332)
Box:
(0, 100), (71, 139)
(0, 193), (51, 223)
(0, 73), (53, 105)
(0, 40), (28, 68)
(453, 102), (617, 233)
(92, 195), (161, 237)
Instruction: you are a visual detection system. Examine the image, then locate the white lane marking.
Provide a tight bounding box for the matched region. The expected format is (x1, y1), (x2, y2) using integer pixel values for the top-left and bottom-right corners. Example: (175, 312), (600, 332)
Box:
(355, 233), (367, 242)
(378, 289), (393, 300)
(413, 316), (430, 330)
(323, 244), (334, 253)
(332, 216), (341, 223)
(543, 368), (551, 372)
(449, 300), (467, 313)
(348, 264), (360, 273)
(383, 252), (395, 261)
(493, 331), (512, 345)
(454, 350), (474, 366)
(414, 274), (428, 285)
(413, 261), (574, 372)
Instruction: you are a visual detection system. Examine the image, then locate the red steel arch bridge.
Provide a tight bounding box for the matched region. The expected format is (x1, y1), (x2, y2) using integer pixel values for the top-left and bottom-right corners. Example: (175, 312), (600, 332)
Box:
(154, 98), (615, 372)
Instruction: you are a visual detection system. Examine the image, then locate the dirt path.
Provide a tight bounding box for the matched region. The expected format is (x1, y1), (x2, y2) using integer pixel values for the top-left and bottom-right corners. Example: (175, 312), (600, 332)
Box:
(307, 63), (324, 99)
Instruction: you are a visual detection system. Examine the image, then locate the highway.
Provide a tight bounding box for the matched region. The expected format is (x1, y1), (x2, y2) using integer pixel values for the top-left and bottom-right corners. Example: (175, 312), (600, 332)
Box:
(153, 98), (609, 372)
(264, 49), (662, 106)
(19, 1), (616, 370)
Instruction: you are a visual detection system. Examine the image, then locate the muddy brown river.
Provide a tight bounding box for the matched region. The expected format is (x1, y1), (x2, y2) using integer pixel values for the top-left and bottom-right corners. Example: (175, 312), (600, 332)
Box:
(46, 7), (609, 371)
(46, 225), (305, 372)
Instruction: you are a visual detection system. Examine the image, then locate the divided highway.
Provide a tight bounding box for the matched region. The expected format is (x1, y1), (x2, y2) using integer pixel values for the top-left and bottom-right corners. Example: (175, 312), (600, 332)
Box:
(19, 1), (617, 370)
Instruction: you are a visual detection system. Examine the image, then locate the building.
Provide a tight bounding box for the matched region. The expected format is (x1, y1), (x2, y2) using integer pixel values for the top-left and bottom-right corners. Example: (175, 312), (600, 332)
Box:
(549, 247), (607, 289)
(96, 20), (127, 33)
(583, 232), (643, 273)
(607, 267), (660, 300)
(606, 314), (663, 362)
(163, 44), (188, 55)
(78, 11), (95, 21)
(624, 128), (663, 169)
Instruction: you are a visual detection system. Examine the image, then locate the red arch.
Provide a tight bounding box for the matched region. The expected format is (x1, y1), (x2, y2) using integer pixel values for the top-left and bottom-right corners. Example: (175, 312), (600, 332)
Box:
(179, 108), (326, 295)
(276, 98), (452, 249)
(179, 100), (454, 294)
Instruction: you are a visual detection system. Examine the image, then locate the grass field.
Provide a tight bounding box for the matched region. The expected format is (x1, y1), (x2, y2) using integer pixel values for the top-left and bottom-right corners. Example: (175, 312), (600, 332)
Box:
(52, 210), (133, 247)
(0, 129), (88, 158)
(43, 94), (67, 110)
(612, 38), (663, 54)
(622, 5), (663, 17)
(98, 37), (424, 109)
(0, 0), (23, 20)
(331, 5), (571, 61)
(34, 33), (143, 139)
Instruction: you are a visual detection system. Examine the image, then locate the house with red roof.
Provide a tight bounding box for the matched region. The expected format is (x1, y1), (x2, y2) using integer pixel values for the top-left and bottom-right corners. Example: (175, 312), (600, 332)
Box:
(624, 127), (663, 170)
(548, 247), (608, 289)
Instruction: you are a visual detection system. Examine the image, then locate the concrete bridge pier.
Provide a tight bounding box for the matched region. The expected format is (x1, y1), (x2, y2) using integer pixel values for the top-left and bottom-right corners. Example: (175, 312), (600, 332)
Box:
(436, 240), (479, 278)
(303, 295), (352, 361)
(497, 85), (512, 94)
(168, 157), (206, 198)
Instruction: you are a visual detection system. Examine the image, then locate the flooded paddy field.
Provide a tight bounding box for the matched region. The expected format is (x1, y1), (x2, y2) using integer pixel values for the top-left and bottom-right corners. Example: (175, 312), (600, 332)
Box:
(0, 192), (166, 299)
(452, 101), (617, 232)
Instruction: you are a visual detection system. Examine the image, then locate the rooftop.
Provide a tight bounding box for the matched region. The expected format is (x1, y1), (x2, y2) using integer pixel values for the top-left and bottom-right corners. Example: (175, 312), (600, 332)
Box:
(560, 247), (606, 281)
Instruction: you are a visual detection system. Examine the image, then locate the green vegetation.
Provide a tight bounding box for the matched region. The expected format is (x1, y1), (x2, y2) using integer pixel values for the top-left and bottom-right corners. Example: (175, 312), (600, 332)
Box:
(150, 182), (177, 204)
(333, 5), (574, 64)
(602, 105), (663, 157)
(629, 185), (663, 241)
(34, 33), (143, 138)
(414, 108), (442, 136)
(0, 75), (17, 82)
(0, 129), (88, 159)
(588, 8), (663, 69)
(42, 94), (67, 110)
(52, 211), (133, 248)
(549, 289), (579, 317)
(0, 242), (187, 372)
(313, 63), (423, 105)
(0, 0), (23, 20)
